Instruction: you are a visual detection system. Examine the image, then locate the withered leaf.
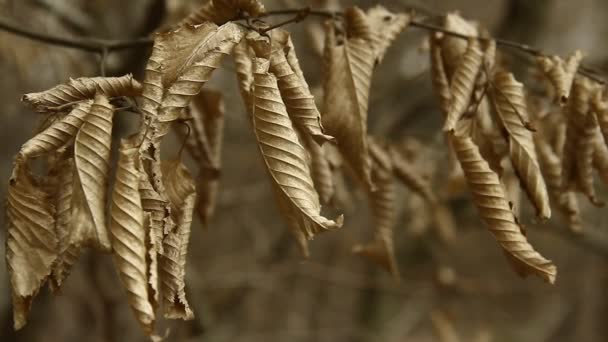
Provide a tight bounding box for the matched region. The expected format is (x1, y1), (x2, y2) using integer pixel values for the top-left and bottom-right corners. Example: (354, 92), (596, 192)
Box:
(536, 50), (583, 104)
(450, 131), (556, 283)
(304, 134), (335, 205)
(180, 0), (265, 26)
(353, 138), (399, 279)
(233, 40), (254, 112)
(441, 12), (479, 74)
(443, 38), (483, 131)
(191, 90), (224, 225)
(251, 55), (343, 252)
(7, 162), (58, 330)
(72, 94), (114, 251)
(365, 5), (410, 63)
(430, 33), (451, 118)
(110, 136), (155, 333)
(160, 160), (196, 320)
(270, 29), (333, 144)
(322, 10), (375, 189)
(491, 71), (551, 219)
(18, 100), (92, 161)
(22, 75), (141, 112)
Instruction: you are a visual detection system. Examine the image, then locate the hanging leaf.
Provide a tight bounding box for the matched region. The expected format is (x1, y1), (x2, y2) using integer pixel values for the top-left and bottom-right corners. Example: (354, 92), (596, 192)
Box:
(303, 134), (335, 205)
(110, 136), (155, 334)
(72, 94), (114, 251)
(6, 163), (58, 330)
(365, 5), (410, 63)
(17, 101), (92, 160)
(160, 160), (196, 320)
(536, 50), (583, 104)
(440, 12), (479, 74)
(443, 38), (483, 131)
(191, 90), (224, 225)
(251, 53), (343, 252)
(430, 33), (451, 118)
(450, 131), (556, 283)
(180, 0), (265, 26)
(536, 137), (582, 232)
(22, 75), (141, 112)
(389, 145), (437, 203)
(270, 29), (333, 144)
(322, 9), (375, 189)
(353, 138), (399, 279)
(593, 134), (608, 186)
(590, 88), (608, 147)
(575, 108), (603, 206)
(233, 40), (254, 112)
(491, 71), (551, 220)
(49, 156), (81, 291)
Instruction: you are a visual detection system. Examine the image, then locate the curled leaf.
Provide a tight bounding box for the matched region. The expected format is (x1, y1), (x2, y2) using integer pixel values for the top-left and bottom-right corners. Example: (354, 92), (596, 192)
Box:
(233, 41), (254, 111)
(365, 5), (410, 63)
(536, 50), (583, 104)
(430, 33), (451, 118)
(389, 145), (437, 203)
(441, 13), (478, 74)
(270, 29), (333, 144)
(160, 160), (196, 320)
(450, 132), (556, 283)
(443, 38), (483, 131)
(180, 0), (265, 26)
(17, 100), (92, 160)
(353, 138), (399, 279)
(304, 135), (335, 205)
(590, 88), (608, 147)
(72, 94), (114, 251)
(22, 75), (141, 112)
(110, 136), (155, 333)
(252, 55), (343, 252)
(6, 163), (57, 330)
(322, 12), (375, 189)
(491, 71), (551, 219)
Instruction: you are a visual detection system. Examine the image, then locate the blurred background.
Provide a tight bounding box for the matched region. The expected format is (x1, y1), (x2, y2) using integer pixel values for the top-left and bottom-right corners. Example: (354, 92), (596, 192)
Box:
(1, 0), (608, 341)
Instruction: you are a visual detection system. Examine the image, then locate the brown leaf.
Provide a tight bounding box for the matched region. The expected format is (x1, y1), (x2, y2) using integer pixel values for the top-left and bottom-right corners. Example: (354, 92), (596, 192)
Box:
(72, 94), (114, 251)
(443, 38), (483, 131)
(365, 5), (410, 63)
(450, 131), (556, 283)
(440, 13), (479, 74)
(536, 50), (583, 104)
(270, 29), (333, 144)
(491, 71), (551, 219)
(251, 54), (343, 253)
(389, 145), (437, 203)
(180, 0), (265, 26)
(353, 138), (399, 279)
(590, 88), (608, 149)
(303, 134), (335, 205)
(22, 75), (141, 112)
(110, 136), (155, 334)
(6, 163), (58, 330)
(430, 33), (451, 118)
(49, 156), (81, 291)
(233, 40), (254, 112)
(17, 101), (92, 160)
(191, 90), (225, 225)
(160, 160), (196, 320)
(322, 11), (375, 189)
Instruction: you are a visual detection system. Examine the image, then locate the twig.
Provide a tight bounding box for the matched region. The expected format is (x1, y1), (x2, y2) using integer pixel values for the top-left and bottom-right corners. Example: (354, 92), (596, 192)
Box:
(0, 7), (606, 84)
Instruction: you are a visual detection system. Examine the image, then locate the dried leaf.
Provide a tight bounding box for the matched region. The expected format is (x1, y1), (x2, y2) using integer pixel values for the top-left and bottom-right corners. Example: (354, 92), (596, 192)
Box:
(304, 134), (335, 205)
(536, 137), (582, 232)
(72, 94), (114, 251)
(574, 107), (603, 205)
(160, 160), (196, 320)
(233, 40), (254, 111)
(49, 156), (81, 291)
(270, 29), (333, 144)
(322, 11), (375, 189)
(491, 71), (551, 219)
(353, 138), (399, 279)
(430, 310), (461, 342)
(156, 22), (245, 138)
(191, 90), (224, 225)
(22, 75), (141, 112)
(110, 136), (155, 333)
(430, 33), (451, 118)
(536, 50), (583, 104)
(17, 101), (92, 160)
(590, 88), (608, 147)
(443, 38), (483, 131)
(6, 163), (58, 330)
(389, 145), (437, 203)
(365, 5), (410, 63)
(593, 134), (608, 186)
(180, 0), (265, 26)
(450, 131), (556, 283)
(251, 54), (343, 251)
(441, 13), (478, 74)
